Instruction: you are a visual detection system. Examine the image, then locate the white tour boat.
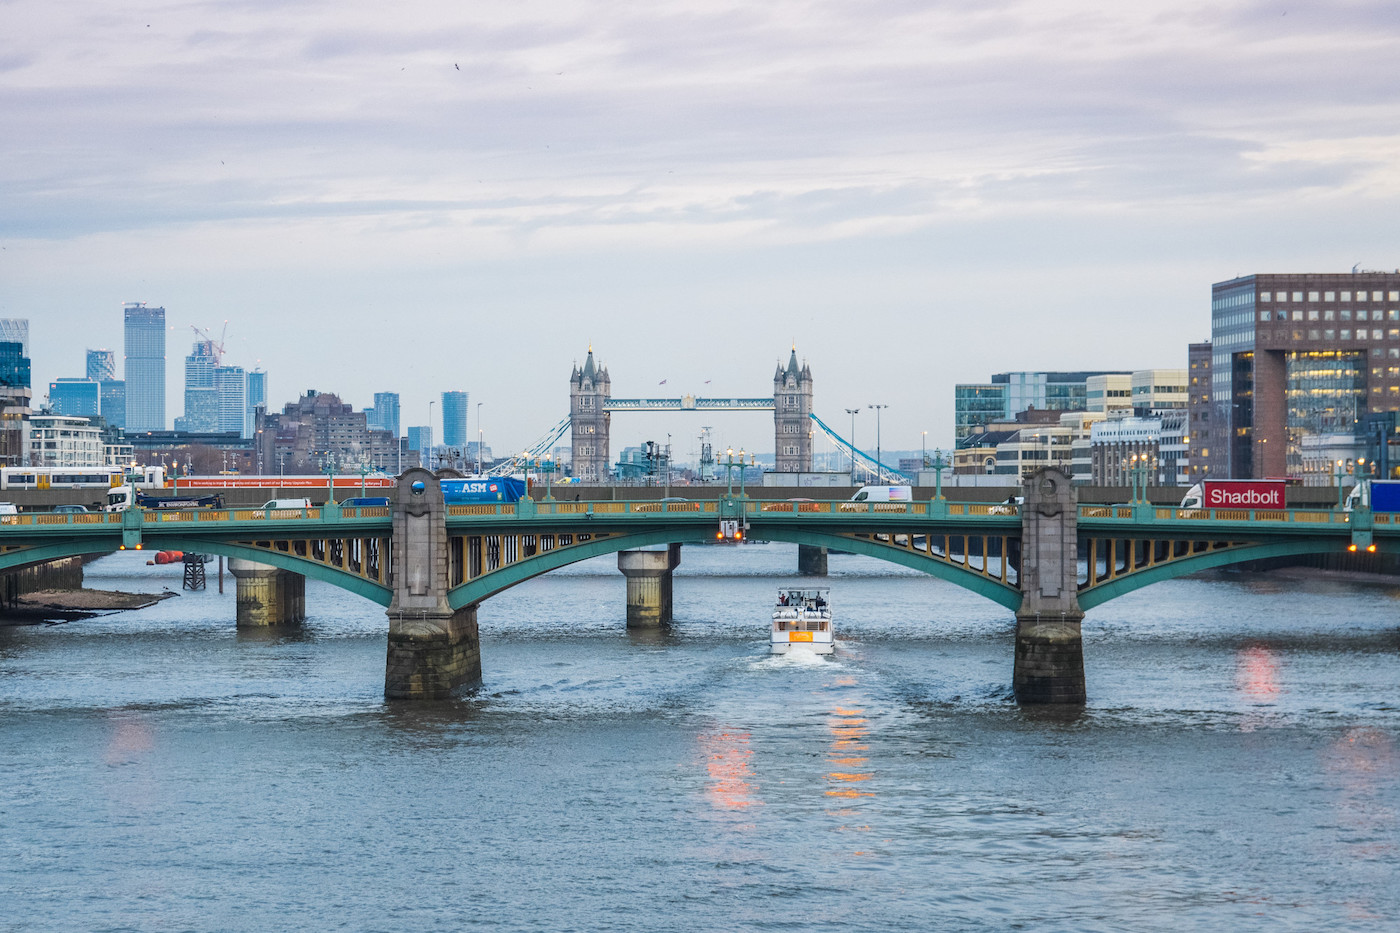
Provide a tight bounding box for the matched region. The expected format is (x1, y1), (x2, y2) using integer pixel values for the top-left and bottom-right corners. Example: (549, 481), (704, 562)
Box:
(770, 587), (834, 655)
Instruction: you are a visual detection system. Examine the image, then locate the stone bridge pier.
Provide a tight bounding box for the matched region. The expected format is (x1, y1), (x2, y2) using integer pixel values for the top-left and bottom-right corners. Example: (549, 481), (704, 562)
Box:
(1013, 468), (1086, 704)
(385, 468), (482, 699)
(228, 559), (305, 627)
(618, 544), (682, 627)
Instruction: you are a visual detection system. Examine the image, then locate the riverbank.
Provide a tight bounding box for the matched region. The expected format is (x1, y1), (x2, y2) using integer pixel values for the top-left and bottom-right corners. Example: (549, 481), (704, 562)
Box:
(0, 588), (177, 625)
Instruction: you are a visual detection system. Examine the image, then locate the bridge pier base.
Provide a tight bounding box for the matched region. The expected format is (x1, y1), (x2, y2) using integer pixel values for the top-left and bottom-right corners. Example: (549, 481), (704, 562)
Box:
(797, 544), (828, 576)
(1013, 468), (1086, 704)
(228, 559), (305, 627)
(386, 605), (481, 700)
(618, 544), (680, 627)
(1013, 612), (1085, 704)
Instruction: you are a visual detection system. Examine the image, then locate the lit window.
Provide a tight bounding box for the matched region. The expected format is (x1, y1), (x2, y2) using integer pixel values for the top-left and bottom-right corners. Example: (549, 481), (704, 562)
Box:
(1392, 330), (1400, 340)
(1292, 310), (1304, 321)
(1260, 292), (1272, 301)
(1294, 329), (1305, 340)
(1391, 310), (1400, 321)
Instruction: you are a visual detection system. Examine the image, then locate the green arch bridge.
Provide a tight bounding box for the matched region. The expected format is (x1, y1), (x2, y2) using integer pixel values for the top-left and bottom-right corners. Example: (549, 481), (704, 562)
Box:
(1, 468), (1387, 703)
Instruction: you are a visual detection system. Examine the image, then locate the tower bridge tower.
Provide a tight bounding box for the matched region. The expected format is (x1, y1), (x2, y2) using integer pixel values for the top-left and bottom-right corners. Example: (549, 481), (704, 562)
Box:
(773, 347), (814, 472)
(570, 347), (610, 482)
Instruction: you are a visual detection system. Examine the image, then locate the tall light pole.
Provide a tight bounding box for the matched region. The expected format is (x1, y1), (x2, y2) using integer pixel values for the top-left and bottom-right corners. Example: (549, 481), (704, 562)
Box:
(868, 404), (888, 481)
(427, 400), (436, 471)
(476, 402), (483, 474)
(845, 408), (860, 483)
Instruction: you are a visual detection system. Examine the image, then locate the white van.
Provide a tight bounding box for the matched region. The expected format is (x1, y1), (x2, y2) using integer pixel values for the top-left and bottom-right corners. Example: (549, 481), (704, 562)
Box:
(848, 485), (912, 503)
(260, 498), (312, 512)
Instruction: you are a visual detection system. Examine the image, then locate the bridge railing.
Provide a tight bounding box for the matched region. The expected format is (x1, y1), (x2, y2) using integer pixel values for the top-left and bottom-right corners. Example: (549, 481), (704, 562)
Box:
(1080, 505), (1351, 524)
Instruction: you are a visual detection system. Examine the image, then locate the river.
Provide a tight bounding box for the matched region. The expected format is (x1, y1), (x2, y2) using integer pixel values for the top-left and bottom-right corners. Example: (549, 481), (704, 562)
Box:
(2, 544), (1397, 931)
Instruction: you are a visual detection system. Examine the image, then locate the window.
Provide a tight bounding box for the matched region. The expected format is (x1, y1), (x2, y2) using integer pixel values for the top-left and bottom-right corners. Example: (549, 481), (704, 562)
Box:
(1259, 311), (1271, 322)
(1359, 309), (1370, 321)
(1375, 292), (1385, 301)
(1308, 310), (1319, 321)
(1292, 291), (1304, 301)
(1325, 309), (1335, 321)
(1308, 329), (1320, 340)
(1325, 291), (1336, 301)
(1390, 309), (1400, 321)
(1309, 291), (1320, 301)
(1342, 330), (1352, 339)
(1294, 329), (1305, 340)
(1261, 291), (1272, 301)
(1342, 310), (1352, 321)
(1391, 291), (1400, 301)
(1376, 329), (1385, 340)
(1293, 310), (1304, 321)
(1342, 291), (1352, 301)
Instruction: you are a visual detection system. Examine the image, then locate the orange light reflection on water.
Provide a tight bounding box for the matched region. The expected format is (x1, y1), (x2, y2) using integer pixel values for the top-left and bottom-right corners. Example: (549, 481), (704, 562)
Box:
(1235, 644), (1280, 698)
(699, 730), (760, 810)
(826, 704), (875, 799)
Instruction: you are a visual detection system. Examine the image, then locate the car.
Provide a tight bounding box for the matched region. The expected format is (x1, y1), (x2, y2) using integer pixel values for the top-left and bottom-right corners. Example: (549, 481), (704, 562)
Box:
(54, 504), (89, 513)
(341, 497), (389, 507)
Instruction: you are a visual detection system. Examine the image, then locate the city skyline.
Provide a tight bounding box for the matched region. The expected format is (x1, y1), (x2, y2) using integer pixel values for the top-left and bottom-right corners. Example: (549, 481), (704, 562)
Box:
(4, 2), (1399, 452)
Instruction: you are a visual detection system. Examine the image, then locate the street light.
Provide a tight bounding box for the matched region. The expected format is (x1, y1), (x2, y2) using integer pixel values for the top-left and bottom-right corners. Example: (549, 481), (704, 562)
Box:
(845, 408), (860, 483)
(868, 404), (888, 481)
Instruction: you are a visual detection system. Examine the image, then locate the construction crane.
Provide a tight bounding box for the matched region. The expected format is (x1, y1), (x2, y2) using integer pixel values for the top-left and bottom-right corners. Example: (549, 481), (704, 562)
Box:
(190, 321), (230, 364)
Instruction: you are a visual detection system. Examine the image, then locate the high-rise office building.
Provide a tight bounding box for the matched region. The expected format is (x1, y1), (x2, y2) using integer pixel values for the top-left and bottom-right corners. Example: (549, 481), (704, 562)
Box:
(0, 320), (29, 357)
(407, 425), (433, 460)
(123, 303), (166, 431)
(100, 380), (126, 430)
(368, 391), (400, 437)
(954, 371), (1131, 444)
(216, 365), (247, 436)
(246, 369), (267, 439)
(442, 391), (468, 448)
(49, 378), (101, 416)
(86, 348), (117, 382)
(175, 339), (219, 432)
(0, 340), (31, 465)
(1207, 272), (1400, 480)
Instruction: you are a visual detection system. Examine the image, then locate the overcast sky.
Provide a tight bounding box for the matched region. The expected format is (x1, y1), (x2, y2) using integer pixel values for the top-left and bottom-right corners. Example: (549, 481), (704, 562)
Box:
(3, 0), (1398, 460)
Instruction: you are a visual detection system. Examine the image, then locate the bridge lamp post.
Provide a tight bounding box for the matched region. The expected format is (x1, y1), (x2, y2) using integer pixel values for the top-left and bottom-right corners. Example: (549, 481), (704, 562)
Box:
(869, 404), (888, 481)
(725, 447), (736, 496)
(545, 452), (554, 500)
(929, 448), (950, 502)
(845, 408), (860, 483)
(427, 400), (435, 470)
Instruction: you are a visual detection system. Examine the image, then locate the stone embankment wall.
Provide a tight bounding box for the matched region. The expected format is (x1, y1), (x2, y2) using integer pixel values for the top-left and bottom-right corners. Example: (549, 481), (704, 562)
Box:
(2, 557), (84, 603)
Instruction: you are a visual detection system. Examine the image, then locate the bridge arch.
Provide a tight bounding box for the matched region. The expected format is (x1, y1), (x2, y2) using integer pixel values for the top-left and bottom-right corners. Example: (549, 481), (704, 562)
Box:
(446, 527), (1022, 611)
(0, 537), (393, 607)
(1078, 537), (1349, 611)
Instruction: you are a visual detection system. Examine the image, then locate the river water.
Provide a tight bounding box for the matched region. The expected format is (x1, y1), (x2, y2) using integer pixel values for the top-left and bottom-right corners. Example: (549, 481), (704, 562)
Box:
(2, 544), (1397, 932)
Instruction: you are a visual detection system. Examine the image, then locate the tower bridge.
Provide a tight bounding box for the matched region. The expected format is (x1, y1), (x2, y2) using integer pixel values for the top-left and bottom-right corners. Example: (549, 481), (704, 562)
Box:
(0, 468), (1387, 705)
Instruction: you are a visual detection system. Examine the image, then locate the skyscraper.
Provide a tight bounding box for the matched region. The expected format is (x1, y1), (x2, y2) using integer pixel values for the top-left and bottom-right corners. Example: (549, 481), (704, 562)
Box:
(442, 391), (468, 448)
(175, 339), (219, 432)
(123, 303), (166, 431)
(86, 348), (117, 382)
(0, 340), (31, 465)
(216, 365), (247, 436)
(246, 369), (267, 439)
(0, 320), (29, 357)
(369, 391), (400, 437)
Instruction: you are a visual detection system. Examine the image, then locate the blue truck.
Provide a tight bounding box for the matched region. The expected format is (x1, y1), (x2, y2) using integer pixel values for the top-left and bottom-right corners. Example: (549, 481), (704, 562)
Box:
(440, 477), (528, 504)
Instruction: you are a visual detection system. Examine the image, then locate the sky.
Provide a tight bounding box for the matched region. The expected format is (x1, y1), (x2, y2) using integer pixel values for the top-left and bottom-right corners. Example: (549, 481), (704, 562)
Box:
(3, 0), (1399, 460)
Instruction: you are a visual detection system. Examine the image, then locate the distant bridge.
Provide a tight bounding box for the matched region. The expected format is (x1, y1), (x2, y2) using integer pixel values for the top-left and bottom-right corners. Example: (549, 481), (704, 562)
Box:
(1, 468), (1386, 703)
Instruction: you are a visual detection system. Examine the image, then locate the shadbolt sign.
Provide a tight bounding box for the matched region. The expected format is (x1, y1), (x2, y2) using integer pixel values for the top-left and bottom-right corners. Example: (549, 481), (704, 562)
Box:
(1203, 480), (1286, 508)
